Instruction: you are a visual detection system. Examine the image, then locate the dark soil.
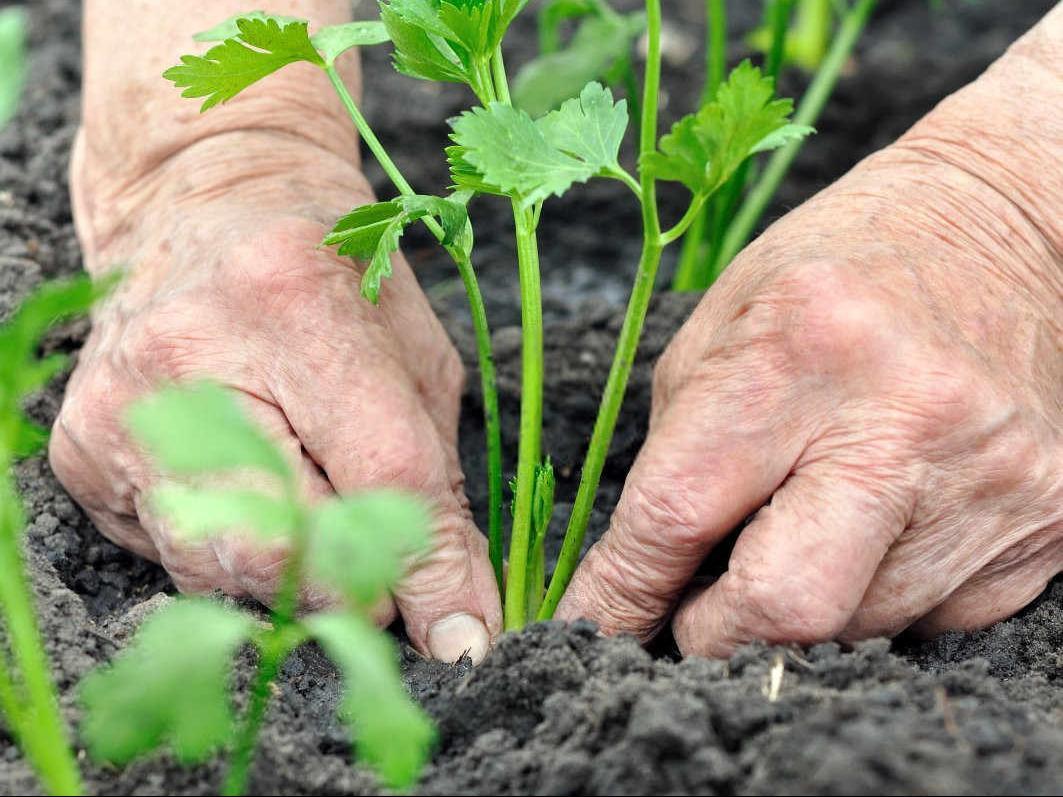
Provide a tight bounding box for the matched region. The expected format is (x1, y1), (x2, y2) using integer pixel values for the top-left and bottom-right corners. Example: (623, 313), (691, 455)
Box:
(2, 0), (1061, 794)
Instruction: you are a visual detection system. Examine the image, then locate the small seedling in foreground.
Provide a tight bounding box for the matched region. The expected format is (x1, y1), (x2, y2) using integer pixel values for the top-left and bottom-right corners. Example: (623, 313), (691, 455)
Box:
(0, 277), (111, 797)
(79, 382), (435, 795)
(159, 1), (812, 637)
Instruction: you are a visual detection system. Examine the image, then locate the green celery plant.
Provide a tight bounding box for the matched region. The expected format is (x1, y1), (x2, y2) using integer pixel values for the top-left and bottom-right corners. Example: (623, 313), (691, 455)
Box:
(672, 0), (877, 292)
(0, 277), (110, 797)
(161, 2), (810, 633)
(79, 382), (435, 795)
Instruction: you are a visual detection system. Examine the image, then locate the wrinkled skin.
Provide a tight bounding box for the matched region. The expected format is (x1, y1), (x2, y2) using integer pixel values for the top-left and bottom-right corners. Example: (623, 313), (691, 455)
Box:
(58, 1), (1061, 662)
(53, 127), (501, 662)
(557, 13), (1063, 655)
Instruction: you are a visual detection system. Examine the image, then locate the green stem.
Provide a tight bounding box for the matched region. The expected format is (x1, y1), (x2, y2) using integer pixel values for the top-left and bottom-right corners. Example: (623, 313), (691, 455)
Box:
(540, 0), (665, 620)
(454, 252), (505, 590)
(503, 204), (545, 630)
(713, 0), (875, 275)
(671, 208), (709, 291)
(606, 166), (643, 200)
(326, 66), (415, 197)
(660, 194), (708, 246)
(223, 493), (307, 796)
(766, 0), (796, 82)
(673, 0), (726, 291)
(325, 65), (505, 586)
(0, 474), (83, 796)
(703, 0), (727, 104)
(491, 47), (512, 105)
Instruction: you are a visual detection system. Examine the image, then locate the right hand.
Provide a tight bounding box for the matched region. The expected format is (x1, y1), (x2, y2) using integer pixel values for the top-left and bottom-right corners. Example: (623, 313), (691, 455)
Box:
(51, 128), (501, 664)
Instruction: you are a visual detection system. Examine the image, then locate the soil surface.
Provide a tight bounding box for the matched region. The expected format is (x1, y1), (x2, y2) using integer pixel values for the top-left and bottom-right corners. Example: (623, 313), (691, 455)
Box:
(2, 0), (1061, 794)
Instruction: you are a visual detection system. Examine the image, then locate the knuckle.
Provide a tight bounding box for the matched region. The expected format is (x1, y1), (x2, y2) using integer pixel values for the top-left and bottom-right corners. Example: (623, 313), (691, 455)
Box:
(122, 313), (210, 381)
(620, 479), (707, 554)
(359, 427), (440, 494)
(726, 569), (851, 646)
(579, 545), (668, 639)
(742, 262), (893, 376)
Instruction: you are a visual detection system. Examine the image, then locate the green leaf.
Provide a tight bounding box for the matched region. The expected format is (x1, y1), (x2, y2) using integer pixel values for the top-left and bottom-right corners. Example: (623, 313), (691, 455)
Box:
(0, 7), (26, 130)
(152, 484), (299, 540)
(312, 21), (391, 65)
(307, 490), (432, 606)
(539, 81), (628, 174)
(514, 11), (643, 117)
(125, 381), (291, 479)
(306, 613), (435, 789)
(323, 196), (469, 303)
(164, 16), (324, 111)
(643, 60), (814, 196)
(380, 0), (530, 88)
(380, 1), (473, 85)
(449, 81), (628, 207)
(80, 599), (254, 764)
(192, 11), (303, 42)
(0, 276), (111, 459)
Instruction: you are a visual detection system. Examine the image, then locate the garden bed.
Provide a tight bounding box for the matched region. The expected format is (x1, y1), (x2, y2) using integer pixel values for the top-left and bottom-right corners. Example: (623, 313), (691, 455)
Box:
(2, 0), (1062, 794)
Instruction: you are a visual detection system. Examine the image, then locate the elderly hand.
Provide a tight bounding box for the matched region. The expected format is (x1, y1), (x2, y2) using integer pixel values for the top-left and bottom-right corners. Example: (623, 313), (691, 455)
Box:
(558, 9), (1063, 656)
(51, 1), (501, 664)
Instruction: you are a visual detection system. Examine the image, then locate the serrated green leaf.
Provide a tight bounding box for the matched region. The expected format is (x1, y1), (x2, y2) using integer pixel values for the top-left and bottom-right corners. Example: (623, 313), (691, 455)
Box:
(381, 0), (530, 88)
(307, 490), (432, 606)
(323, 202), (405, 261)
(80, 599), (254, 764)
(125, 382), (291, 479)
(0, 7), (26, 130)
(324, 196), (469, 302)
(643, 60), (814, 196)
(514, 11), (643, 117)
(539, 81), (628, 174)
(380, 3), (472, 85)
(164, 17), (324, 111)
(449, 82), (627, 207)
(152, 484), (299, 540)
(312, 21), (391, 65)
(306, 613), (435, 789)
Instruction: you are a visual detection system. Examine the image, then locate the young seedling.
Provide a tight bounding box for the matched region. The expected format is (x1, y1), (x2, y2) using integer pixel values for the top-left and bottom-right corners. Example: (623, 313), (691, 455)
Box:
(79, 382), (435, 795)
(161, 1), (812, 634)
(0, 6), (26, 129)
(0, 276), (111, 797)
(673, 0), (877, 291)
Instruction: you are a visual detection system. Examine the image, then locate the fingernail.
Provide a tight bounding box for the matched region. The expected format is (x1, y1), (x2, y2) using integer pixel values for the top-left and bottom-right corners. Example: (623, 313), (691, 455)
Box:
(427, 613), (491, 665)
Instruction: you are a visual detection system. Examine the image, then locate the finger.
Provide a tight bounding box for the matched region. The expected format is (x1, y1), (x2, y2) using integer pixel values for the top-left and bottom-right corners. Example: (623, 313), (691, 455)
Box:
(671, 463), (910, 658)
(278, 358), (501, 664)
(555, 384), (803, 641)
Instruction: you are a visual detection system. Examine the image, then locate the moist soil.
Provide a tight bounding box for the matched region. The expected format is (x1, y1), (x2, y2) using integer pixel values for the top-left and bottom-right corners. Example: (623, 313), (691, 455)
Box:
(2, 0), (1061, 794)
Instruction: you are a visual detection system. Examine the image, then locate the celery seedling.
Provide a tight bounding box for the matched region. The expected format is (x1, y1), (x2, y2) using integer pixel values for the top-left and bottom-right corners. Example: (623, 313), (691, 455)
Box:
(79, 382), (435, 795)
(0, 277), (111, 797)
(162, 4), (810, 633)
(673, 0), (877, 292)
